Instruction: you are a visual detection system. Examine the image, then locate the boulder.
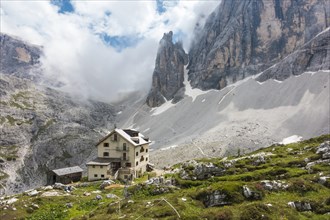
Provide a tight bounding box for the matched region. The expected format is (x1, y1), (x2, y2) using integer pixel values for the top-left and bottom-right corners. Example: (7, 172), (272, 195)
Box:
(203, 190), (230, 207)
(106, 194), (118, 199)
(5, 197), (18, 205)
(43, 185), (53, 191)
(242, 185), (262, 200)
(100, 180), (114, 189)
(53, 183), (66, 190)
(319, 176), (330, 185)
(27, 190), (39, 197)
(316, 141), (330, 159)
(288, 201), (312, 212)
(31, 203), (39, 210)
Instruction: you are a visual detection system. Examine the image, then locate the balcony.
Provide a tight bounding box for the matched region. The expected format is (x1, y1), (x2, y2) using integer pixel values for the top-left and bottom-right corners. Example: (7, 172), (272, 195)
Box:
(116, 147), (129, 152)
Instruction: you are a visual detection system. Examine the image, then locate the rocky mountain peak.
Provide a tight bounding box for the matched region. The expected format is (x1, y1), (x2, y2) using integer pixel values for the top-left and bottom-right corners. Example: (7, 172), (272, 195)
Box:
(161, 31), (173, 42)
(146, 31), (188, 107)
(0, 33), (42, 81)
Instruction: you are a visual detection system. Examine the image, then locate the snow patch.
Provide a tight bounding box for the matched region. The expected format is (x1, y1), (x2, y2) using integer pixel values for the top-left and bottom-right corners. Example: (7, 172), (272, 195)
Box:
(202, 99), (206, 103)
(150, 99), (176, 116)
(143, 128), (150, 132)
(183, 68), (209, 102)
(305, 70), (330, 76)
(160, 145), (178, 151)
(274, 79), (283, 83)
(116, 111), (122, 115)
(218, 86), (236, 105)
(279, 135), (303, 145)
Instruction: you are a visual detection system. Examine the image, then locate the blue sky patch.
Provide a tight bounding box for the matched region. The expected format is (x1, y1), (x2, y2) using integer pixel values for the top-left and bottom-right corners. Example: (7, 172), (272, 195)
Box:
(105, 11), (111, 17)
(99, 33), (142, 52)
(156, 0), (167, 14)
(51, 0), (74, 14)
(156, 0), (179, 14)
(173, 30), (185, 43)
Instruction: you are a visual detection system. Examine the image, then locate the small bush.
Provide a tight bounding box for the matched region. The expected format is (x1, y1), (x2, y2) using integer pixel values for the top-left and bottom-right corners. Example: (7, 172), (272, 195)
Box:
(266, 168), (287, 177)
(325, 197), (330, 206)
(287, 160), (306, 167)
(240, 203), (271, 220)
(203, 208), (233, 220)
(214, 209), (233, 220)
(288, 178), (317, 195)
(309, 200), (330, 214)
(147, 172), (157, 178)
(174, 175), (204, 188)
(308, 154), (322, 161)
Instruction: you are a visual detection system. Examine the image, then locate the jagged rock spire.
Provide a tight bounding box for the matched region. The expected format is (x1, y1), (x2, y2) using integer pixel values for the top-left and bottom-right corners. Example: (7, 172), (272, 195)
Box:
(146, 31), (188, 107)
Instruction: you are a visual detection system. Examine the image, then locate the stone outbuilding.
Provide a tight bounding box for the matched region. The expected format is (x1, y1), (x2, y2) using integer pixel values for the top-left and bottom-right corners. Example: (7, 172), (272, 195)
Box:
(51, 166), (83, 184)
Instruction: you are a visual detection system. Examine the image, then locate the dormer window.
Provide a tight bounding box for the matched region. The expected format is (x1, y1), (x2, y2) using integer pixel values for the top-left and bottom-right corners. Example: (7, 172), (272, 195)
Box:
(103, 143), (109, 147)
(113, 134), (118, 141)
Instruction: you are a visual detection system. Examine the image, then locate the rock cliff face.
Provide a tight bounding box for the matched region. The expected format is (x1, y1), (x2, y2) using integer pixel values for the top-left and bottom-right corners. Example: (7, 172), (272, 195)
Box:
(0, 33), (42, 81)
(0, 74), (117, 194)
(257, 27), (330, 82)
(0, 35), (117, 195)
(146, 31), (188, 107)
(188, 0), (330, 90)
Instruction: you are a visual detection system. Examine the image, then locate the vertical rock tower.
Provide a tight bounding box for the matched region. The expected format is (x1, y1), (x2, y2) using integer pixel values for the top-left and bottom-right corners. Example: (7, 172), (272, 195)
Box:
(146, 31), (188, 107)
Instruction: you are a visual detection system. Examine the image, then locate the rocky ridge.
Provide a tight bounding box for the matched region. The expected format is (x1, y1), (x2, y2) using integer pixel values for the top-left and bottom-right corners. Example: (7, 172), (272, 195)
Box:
(257, 27), (330, 82)
(187, 0), (330, 90)
(146, 31), (188, 107)
(0, 33), (42, 81)
(0, 35), (117, 195)
(0, 74), (117, 195)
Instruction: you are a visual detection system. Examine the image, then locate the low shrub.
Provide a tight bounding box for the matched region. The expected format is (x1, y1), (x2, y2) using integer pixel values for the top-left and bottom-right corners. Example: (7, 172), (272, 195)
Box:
(310, 200), (330, 214)
(173, 175), (205, 188)
(239, 203), (271, 220)
(287, 178), (317, 195)
(287, 160), (307, 167)
(203, 208), (233, 220)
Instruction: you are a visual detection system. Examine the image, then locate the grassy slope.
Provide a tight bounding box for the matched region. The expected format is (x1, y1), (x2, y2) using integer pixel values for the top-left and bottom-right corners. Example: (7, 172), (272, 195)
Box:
(1, 134), (329, 220)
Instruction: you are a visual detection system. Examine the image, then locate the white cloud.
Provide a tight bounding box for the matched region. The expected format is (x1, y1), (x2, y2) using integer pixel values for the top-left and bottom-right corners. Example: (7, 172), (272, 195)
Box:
(0, 0), (219, 102)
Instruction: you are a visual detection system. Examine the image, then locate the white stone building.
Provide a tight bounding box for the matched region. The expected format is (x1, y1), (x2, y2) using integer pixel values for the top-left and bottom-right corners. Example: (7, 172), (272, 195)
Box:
(86, 129), (151, 181)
